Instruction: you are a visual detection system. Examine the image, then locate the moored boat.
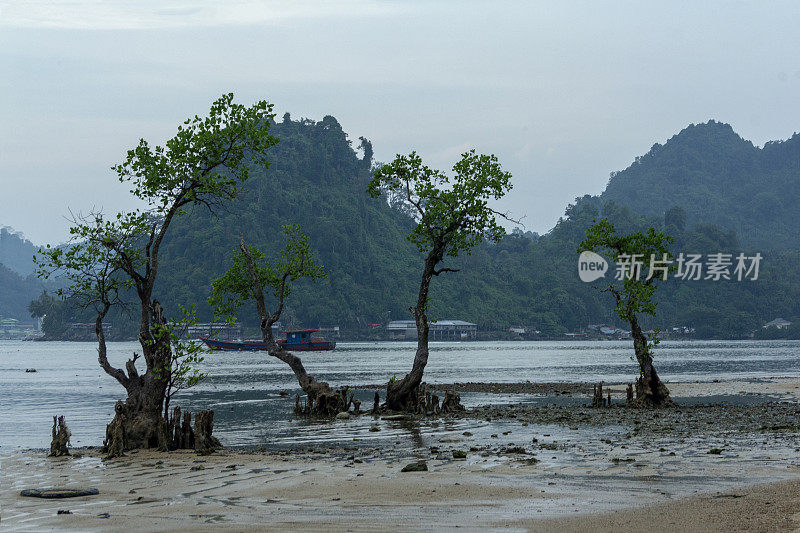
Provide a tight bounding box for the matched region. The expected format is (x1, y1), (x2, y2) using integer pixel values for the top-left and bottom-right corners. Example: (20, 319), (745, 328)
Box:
(200, 329), (335, 352)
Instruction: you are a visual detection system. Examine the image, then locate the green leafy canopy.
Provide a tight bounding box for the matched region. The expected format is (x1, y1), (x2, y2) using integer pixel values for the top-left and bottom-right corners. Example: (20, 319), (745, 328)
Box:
(367, 150), (514, 257)
(578, 218), (674, 323)
(114, 93), (278, 212)
(208, 224), (326, 321)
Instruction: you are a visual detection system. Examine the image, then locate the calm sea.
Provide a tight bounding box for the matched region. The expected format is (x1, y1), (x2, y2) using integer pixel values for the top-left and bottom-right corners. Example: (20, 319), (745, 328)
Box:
(2, 340), (799, 449)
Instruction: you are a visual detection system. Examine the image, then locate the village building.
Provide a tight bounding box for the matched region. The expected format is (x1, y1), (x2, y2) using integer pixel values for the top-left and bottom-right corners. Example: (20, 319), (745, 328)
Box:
(763, 318), (791, 329)
(386, 319), (477, 340)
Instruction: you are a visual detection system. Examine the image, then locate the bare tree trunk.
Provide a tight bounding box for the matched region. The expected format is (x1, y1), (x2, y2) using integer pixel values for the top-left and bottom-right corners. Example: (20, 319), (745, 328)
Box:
(262, 325), (345, 416)
(385, 256), (434, 411)
(99, 301), (172, 453)
(385, 251), (465, 413)
(630, 316), (672, 407)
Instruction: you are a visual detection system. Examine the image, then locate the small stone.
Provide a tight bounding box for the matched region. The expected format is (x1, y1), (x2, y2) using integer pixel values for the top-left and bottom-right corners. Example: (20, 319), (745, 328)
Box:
(57, 509), (71, 515)
(452, 450), (467, 459)
(369, 425), (381, 432)
(190, 465), (205, 471)
(401, 461), (428, 472)
(336, 411), (350, 420)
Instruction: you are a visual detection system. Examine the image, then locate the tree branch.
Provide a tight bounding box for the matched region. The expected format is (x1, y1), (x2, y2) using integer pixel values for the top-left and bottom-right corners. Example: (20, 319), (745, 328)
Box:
(96, 303), (129, 388)
(432, 267), (459, 276)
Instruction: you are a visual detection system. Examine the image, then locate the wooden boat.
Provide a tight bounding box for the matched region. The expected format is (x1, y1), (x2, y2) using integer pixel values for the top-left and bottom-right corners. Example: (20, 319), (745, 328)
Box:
(200, 329), (335, 352)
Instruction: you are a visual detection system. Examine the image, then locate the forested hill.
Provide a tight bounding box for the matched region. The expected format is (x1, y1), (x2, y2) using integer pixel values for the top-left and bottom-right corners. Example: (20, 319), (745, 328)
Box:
(152, 115), (800, 337)
(9, 115), (800, 336)
(0, 227), (37, 276)
(0, 228), (45, 322)
(601, 120), (800, 250)
(157, 114), (421, 329)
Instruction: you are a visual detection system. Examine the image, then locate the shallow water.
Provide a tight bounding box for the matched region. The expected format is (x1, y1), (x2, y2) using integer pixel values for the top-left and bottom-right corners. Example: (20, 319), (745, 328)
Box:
(1, 339), (798, 449)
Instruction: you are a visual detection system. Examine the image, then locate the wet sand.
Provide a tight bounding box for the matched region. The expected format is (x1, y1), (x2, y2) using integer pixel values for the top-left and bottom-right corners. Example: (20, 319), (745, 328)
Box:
(2, 378), (800, 531)
(524, 478), (800, 532)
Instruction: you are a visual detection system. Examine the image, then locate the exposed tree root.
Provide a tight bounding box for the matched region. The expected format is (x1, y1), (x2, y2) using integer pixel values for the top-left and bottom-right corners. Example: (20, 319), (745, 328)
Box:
(379, 382), (465, 415)
(102, 400), (221, 458)
(48, 416), (71, 457)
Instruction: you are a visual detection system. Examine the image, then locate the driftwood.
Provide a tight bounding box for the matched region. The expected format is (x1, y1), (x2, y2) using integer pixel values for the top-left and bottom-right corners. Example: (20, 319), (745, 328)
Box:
(194, 410), (222, 455)
(49, 416), (71, 457)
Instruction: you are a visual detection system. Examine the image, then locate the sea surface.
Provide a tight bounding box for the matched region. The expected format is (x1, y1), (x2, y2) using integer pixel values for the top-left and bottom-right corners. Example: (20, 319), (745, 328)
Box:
(2, 339), (799, 449)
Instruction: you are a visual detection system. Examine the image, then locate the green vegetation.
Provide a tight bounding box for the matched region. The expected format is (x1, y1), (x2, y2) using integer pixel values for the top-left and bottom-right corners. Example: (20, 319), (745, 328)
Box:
(209, 226), (347, 415)
(0, 227), (37, 276)
(367, 150), (514, 409)
(34, 93), (277, 452)
(602, 120), (800, 250)
(7, 116), (800, 339)
(579, 219), (674, 405)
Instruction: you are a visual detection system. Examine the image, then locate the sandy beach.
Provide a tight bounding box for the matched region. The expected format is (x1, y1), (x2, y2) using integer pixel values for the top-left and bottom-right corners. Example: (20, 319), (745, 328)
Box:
(2, 378), (800, 532)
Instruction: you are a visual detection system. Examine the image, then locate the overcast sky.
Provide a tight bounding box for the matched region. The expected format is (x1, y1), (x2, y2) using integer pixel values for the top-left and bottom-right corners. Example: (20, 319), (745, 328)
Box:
(2, 1), (799, 244)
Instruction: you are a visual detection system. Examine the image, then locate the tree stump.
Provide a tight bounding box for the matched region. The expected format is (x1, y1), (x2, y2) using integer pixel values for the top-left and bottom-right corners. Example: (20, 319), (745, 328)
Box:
(194, 410), (221, 455)
(103, 401), (126, 459)
(181, 411), (194, 449)
(353, 398), (361, 415)
(49, 416), (71, 457)
(626, 383), (634, 404)
(169, 407), (181, 449)
(294, 394), (303, 414)
(441, 390), (465, 413)
(373, 391), (380, 413)
(591, 382), (604, 408)
(429, 393), (440, 414)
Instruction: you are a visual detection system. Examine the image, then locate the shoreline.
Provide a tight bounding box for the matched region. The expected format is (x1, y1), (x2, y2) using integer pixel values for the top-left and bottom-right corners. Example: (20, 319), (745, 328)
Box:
(3, 379), (800, 531)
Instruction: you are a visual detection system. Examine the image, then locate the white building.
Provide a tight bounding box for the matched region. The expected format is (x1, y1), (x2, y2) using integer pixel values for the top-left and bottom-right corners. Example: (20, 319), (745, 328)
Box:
(386, 319), (477, 340)
(763, 318), (791, 329)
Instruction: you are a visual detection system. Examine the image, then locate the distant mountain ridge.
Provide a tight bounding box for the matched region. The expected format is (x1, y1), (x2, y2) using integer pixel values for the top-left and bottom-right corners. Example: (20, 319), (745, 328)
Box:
(601, 120), (800, 250)
(3, 116), (799, 334)
(0, 226), (37, 276)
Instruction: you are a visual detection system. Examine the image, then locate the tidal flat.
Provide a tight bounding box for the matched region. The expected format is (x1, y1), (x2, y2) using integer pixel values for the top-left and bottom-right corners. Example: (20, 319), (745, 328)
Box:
(3, 378), (800, 532)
